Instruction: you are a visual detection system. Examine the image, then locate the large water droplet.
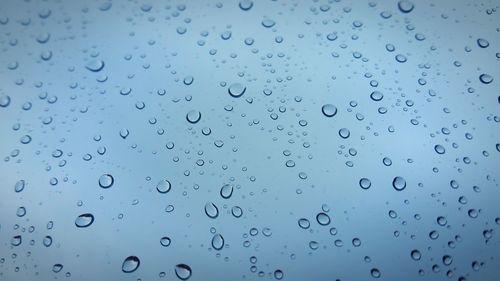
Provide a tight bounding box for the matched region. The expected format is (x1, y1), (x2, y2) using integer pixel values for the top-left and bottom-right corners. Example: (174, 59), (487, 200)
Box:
(175, 264), (192, 280)
(479, 73), (493, 84)
(186, 110), (201, 124)
(398, 0), (414, 13)
(204, 202), (219, 218)
(122, 256), (140, 273)
(211, 234), (224, 250)
(392, 176), (406, 191)
(98, 174), (114, 188)
(156, 179), (172, 194)
(220, 184), (233, 199)
(85, 60), (105, 72)
(239, 0), (253, 11)
(321, 104), (337, 117)
(75, 213), (94, 228)
(228, 83), (246, 98)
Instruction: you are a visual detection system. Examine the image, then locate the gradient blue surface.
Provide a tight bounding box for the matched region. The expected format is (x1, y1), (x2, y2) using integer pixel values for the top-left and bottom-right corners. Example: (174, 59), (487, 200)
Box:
(0, 0), (499, 280)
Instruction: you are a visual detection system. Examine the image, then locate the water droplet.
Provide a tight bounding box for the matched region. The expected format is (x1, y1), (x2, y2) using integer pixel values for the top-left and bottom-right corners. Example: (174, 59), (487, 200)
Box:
(228, 83), (246, 98)
(186, 110), (201, 124)
(122, 256), (140, 273)
(298, 218), (310, 229)
(85, 60), (104, 72)
(274, 269), (283, 280)
(175, 264), (192, 280)
(75, 213), (94, 228)
(14, 180), (25, 192)
(239, 0), (253, 11)
(477, 38), (489, 48)
(0, 95), (11, 107)
(371, 268), (381, 278)
(316, 213), (331, 225)
(220, 184), (233, 199)
(160, 236), (171, 247)
(434, 144), (445, 155)
(479, 74), (493, 84)
(52, 264), (63, 273)
(392, 176), (406, 191)
(398, 0), (414, 13)
(211, 234), (224, 250)
(359, 178), (372, 189)
(204, 202), (219, 218)
(411, 249), (422, 261)
(321, 104), (337, 117)
(98, 174), (114, 188)
(370, 91), (384, 101)
(11, 235), (22, 246)
(262, 18), (275, 28)
(156, 179), (172, 194)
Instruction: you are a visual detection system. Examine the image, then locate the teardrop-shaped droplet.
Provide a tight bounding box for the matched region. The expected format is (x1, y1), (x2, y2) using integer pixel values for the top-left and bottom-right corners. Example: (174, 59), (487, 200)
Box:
(175, 264), (192, 280)
(122, 256), (140, 273)
(156, 179), (172, 194)
(228, 83), (246, 98)
(211, 234), (224, 250)
(98, 174), (114, 188)
(75, 213), (94, 228)
(392, 176), (406, 191)
(220, 184), (233, 199)
(204, 202), (219, 218)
